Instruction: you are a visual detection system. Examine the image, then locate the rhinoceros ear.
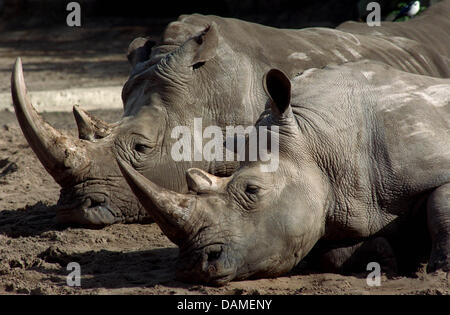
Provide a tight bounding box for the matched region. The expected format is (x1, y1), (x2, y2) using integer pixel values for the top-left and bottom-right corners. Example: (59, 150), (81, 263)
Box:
(263, 69), (292, 117)
(127, 37), (156, 68)
(185, 23), (219, 67)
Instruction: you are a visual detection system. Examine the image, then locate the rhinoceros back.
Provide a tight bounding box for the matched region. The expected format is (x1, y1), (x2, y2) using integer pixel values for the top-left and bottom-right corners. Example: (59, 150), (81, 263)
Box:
(154, 4), (450, 79)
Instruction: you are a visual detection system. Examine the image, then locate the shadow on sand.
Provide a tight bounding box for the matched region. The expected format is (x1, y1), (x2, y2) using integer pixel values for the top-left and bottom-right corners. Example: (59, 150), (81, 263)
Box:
(32, 246), (193, 290)
(0, 202), (61, 237)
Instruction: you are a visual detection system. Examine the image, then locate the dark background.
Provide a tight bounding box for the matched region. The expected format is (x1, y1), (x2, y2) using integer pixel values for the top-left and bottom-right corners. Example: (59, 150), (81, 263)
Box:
(0, 0), (438, 31)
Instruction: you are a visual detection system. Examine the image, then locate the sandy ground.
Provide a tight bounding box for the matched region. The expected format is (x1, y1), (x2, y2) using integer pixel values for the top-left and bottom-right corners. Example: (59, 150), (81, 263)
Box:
(0, 21), (448, 295)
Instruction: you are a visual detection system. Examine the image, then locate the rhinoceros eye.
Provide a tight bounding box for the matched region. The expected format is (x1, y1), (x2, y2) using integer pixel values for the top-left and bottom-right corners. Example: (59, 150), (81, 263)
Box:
(193, 61), (205, 70)
(134, 143), (152, 154)
(245, 185), (259, 195)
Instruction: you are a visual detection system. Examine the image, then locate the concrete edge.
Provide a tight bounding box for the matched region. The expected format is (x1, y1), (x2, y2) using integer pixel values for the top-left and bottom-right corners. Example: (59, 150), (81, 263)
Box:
(0, 86), (124, 112)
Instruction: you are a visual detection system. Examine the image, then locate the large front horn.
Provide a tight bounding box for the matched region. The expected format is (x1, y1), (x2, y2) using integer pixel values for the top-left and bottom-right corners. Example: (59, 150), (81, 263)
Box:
(11, 57), (90, 186)
(117, 158), (195, 244)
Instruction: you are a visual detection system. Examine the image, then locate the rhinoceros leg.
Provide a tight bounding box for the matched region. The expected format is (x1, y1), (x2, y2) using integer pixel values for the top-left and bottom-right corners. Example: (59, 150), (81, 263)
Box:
(427, 183), (450, 273)
(311, 237), (397, 274)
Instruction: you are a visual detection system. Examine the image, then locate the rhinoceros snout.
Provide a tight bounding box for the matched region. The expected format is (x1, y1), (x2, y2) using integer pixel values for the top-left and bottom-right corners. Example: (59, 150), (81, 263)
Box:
(176, 243), (237, 285)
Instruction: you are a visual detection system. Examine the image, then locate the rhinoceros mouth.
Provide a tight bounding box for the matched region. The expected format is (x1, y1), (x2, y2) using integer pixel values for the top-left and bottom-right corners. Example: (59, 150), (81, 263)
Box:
(176, 243), (238, 285)
(55, 197), (120, 227)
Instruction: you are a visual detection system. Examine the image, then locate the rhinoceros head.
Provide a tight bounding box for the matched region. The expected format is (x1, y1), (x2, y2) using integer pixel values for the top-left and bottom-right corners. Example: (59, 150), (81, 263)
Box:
(118, 69), (329, 284)
(12, 22), (253, 227)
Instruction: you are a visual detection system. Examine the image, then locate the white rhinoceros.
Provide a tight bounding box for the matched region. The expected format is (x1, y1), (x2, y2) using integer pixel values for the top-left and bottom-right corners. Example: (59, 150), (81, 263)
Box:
(119, 60), (449, 284)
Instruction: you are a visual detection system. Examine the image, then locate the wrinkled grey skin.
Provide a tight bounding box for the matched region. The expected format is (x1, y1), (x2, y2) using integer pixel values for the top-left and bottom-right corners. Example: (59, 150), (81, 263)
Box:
(12, 1), (450, 226)
(119, 60), (449, 285)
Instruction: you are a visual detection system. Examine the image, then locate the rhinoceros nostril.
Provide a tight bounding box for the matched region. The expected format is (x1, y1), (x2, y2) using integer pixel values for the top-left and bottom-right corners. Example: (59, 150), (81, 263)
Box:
(90, 200), (102, 208)
(207, 249), (222, 262)
(81, 196), (108, 209)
